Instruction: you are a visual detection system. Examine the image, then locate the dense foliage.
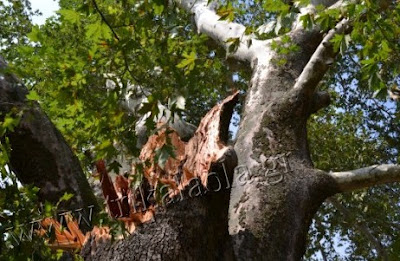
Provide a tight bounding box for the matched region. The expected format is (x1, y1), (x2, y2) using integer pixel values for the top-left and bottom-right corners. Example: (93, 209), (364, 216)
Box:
(1, 0), (400, 260)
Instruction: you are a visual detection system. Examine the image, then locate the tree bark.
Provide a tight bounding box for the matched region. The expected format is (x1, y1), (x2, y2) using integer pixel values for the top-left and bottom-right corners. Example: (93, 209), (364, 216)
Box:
(227, 27), (341, 260)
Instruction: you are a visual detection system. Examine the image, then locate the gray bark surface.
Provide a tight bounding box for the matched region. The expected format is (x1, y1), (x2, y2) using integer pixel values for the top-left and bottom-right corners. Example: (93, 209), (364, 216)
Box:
(227, 29), (339, 260)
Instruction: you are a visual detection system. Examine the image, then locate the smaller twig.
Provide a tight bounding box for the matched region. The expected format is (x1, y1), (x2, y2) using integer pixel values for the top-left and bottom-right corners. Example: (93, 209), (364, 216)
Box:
(121, 52), (146, 96)
(92, 0), (120, 41)
(112, 24), (135, 29)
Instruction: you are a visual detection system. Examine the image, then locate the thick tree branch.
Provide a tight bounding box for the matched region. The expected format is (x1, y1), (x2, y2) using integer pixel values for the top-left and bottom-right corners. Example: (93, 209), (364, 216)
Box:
(293, 18), (351, 94)
(0, 57), (99, 216)
(328, 164), (400, 192)
(176, 0), (269, 64)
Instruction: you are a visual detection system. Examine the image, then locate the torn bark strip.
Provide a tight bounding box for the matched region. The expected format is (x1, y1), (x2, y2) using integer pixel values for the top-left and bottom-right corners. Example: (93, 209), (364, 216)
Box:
(38, 214), (88, 250)
(139, 91), (238, 190)
(95, 160), (131, 218)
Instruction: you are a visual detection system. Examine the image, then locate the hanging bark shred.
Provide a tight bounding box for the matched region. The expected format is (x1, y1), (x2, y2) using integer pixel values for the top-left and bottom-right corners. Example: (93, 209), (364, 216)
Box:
(38, 215), (113, 252)
(95, 160), (131, 218)
(36, 91), (238, 250)
(182, 91), (239, 187)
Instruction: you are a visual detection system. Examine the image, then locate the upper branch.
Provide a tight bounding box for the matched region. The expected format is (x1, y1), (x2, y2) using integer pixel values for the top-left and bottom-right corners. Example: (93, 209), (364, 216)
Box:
(176, 0), (269, 64)
(293, 18), (351, 94)
(328, 164), (400, 192)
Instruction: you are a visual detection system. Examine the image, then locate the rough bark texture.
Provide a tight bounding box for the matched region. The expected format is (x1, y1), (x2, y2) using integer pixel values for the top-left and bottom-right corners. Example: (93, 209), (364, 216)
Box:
(0, 58), (99, 215)
(227, 29), (340, 260)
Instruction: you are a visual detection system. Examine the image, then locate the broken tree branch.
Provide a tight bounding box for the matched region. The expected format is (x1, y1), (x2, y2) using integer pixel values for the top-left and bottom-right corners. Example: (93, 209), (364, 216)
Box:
(0, 56), (99, 215)
(138, 91), (239, 193)
(80, 92), (239, 259)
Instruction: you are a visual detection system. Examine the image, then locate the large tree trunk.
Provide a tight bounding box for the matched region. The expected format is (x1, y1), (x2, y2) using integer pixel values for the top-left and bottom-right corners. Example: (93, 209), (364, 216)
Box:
(227, 29), (339, 260)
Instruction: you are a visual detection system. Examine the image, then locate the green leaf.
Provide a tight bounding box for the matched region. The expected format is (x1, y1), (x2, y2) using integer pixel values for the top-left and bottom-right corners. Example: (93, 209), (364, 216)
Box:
(262, 0), (290, 13)
(226, 37), (240, 54)
(300, 14), (314, 30)
(217, 2), (235, 22)
(152, 2), (165, 15)
(59, 192), (74, 202)
(86, 21), (113, 42)
(2, 114), (20, 132)
(26, 90), (40, 101)
(176, 51), (197, 74)
(109, 160), (122, 174)
(58, 9), (81, 24)
(27, 25), (41, 42)
(44, 201), (54, 217)
(372, 88), (386, 99)
(340, 34), (351, 56)
(155, 144), (175, 169)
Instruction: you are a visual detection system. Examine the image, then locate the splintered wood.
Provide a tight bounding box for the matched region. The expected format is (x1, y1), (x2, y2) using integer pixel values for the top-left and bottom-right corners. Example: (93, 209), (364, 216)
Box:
(183, 91), (238, 187)
(39, 92), (238, 250)
(101, 91), (238, 226)
(139, 91), (238, 191)
(38, 216), (113, 251)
